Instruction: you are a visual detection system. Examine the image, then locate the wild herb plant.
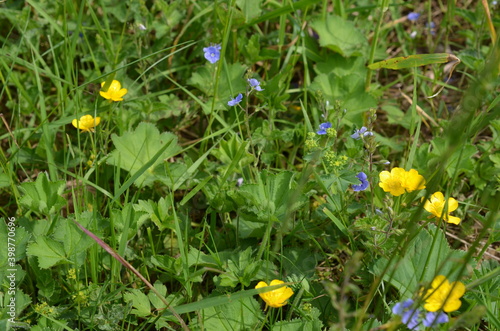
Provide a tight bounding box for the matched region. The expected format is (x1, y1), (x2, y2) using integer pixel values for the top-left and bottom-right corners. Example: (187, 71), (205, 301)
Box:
(0, 1), (499, 330)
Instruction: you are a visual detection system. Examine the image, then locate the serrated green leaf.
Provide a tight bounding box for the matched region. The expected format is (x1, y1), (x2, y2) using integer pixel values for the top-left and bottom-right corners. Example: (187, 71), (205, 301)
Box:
(124, 289), (151, 317)
(190, 296), (263, 330)
(310, 15), (368, 57)
(372, 225), (468, 298)
(53, 215), (94, 266)
(18, 172), (66, 215)
(3, 288), (32, 317)
(26, 237), (68, 269)
(429, 138), (477, 177)
(309, 72), (377, 124)
(236, 0), (262, 22)
(107, 122), (181, 187)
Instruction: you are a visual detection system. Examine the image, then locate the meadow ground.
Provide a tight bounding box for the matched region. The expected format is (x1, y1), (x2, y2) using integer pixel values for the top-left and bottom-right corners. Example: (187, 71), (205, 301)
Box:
(0, 0), (499, 330)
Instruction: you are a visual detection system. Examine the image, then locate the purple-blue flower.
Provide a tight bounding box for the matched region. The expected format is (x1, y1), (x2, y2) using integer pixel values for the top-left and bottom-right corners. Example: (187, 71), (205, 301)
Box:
(317, 122), (332, 135)
(392, 299), (414, 315)
(352, 172), (369, 191)
(407, 12), (420, 22)
(248, 78), (264, 91)
(402, 309), (422, 330)
(203, 44), (221, 64)
(350, 126), (373, 139)
(393, 299), (423, 330)
(423, 312), (448, 327)
(228, 93), (243, 106)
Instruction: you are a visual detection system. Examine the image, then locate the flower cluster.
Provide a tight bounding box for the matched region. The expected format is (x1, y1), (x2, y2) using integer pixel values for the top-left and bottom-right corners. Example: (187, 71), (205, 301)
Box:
(378, 167), (426, 196)
(392, 275), (465, 330)
(392, 299), (448, 330)
(72, 79), (128, 133)
(423, 192), (461, 225)
(255, 279), (294, 309)
(203, 44), (221, 64)
(324, 151), (348, 171)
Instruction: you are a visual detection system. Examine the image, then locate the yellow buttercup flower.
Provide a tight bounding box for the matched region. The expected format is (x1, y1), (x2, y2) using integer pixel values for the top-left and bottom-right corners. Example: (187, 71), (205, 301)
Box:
(402, 169), (426, 192)
(99, 80), (127, 101)
(378, 167), (426, 196)
(424, 192), (461, 225)
(72, 115), (101, 132)
(255, 279), (294, 308)
(379, 167), (406, 196)
(423, 275), (465, 312)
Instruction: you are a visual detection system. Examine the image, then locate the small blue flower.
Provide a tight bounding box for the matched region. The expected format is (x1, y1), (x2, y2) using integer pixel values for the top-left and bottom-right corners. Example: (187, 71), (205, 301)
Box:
(423, 312), (448, 327)
(402, 309), (422, 330)
(203, 44), (221, 64)
(352, 172), (369, 191)
(317, 122), (332, 135)
(350, 126), (373, 139)
(392, 299), (414, 315)
(407, 12), (420, 22)
(228, 93), (243, 106)
(248, 78), (264, 91)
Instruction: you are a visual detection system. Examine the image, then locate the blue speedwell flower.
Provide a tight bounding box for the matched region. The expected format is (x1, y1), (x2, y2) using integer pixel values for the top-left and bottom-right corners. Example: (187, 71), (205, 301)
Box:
(228, 93), (243, 106)
(407, 12), (420, 21)
(317, 122), (332, 135)
(392, 299), (448, 330)
(203, 44), (221, 64)
(248, 78), (264, 91)
(393, 299), (422, 330)
(423, 312), (449, 327)
(352, 172), (369, 191)
(350, 126), (373, 139)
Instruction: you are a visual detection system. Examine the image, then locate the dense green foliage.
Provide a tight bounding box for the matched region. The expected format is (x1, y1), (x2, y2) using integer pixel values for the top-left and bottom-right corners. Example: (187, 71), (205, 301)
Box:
(1, 1), (499, 330)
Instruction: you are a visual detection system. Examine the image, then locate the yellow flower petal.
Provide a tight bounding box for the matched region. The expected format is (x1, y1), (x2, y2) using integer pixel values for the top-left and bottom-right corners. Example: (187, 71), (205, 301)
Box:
(378, 168), (406, 196)
(402, 169), (426, 192)
(423, 275), (465, 313)
(72, 115), (101, 132)
(100, 80), (127, 101)
(255, 279), (294, 308)
(424, 192), (461, 224)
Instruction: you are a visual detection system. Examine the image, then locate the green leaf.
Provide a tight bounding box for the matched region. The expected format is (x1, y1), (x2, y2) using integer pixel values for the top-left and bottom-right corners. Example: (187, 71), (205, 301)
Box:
(18, 172), (66, 215)
(190, 296), (263, 330)
(53, 214), (95, 266)
(107, 122), (181, 187)
(124, 289), (151, 317)
(134, 197), (175, 231)
(274, 305), (323, 330)
(187, 63), (247, 103)
(0, 218), (30, 264)
(27, 256), (56, 300)
(213, 247), (261, 288)
(372, 225), (468, 298)
(236, 0), (262, 22)
(429, 138), (477, 177)
(26, 236), (68, 269)
(309, 72), (377, 124)
(228, 171), (308, 238)
(2, 288), (32, 318)
(368, 53), (452, 70)
(310, 15), (368, 57)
